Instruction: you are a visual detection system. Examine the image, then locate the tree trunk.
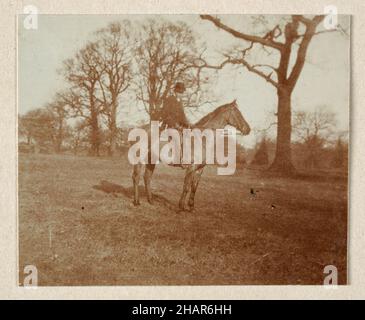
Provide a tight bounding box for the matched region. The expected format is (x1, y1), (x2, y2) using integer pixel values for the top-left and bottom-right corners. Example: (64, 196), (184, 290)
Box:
(88, 86), (100, 157)
(269, 88), (296, 175)
(108, 114), (117, 156)
(90, 110), (100, 156)
(55, 140), (61, 154)
(55, 119), (63, 154)
(109, 128), (117, 156)
(108, 99), (117, 156)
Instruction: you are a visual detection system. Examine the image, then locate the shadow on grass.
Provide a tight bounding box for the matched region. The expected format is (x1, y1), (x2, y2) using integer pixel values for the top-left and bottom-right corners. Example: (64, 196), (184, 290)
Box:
(92, 180), (174, 208)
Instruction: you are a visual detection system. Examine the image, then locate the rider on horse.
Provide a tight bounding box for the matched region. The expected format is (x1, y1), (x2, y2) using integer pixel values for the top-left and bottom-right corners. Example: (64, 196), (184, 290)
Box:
(160, 82), (190, 129)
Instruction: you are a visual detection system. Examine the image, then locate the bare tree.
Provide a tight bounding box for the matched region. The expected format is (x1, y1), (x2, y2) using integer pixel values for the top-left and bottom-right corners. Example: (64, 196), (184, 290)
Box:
(19, 114), (33, 145)
(293, 107), (336, 142)
(60, 42), (104, 156)
(134, 19), (210, 121)
(332, 136), (347, 169)
(46, 98), (69, 153)
(95, 21), (133, 155)
(200, 14), (336, 175)
(251, 137), (269, 166)
(293, 107), (337, 168)
(18, 108), (57, 152)
(67, 120), (89, 155)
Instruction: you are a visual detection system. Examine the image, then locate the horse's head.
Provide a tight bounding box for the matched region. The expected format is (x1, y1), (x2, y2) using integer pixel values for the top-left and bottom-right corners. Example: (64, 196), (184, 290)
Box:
(224, 99), (251, 135)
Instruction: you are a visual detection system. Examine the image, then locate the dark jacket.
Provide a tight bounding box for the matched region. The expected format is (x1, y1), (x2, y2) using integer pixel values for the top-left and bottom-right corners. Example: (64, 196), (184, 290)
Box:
(161, 95), (189, 128)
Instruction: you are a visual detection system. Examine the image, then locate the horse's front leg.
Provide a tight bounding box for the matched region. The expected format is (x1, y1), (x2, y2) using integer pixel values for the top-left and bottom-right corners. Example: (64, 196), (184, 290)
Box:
(188, 167), (204, 211)
(132, 164), (142, 206)
(179, 166), (194, 211)
(144, 164), (155, 204)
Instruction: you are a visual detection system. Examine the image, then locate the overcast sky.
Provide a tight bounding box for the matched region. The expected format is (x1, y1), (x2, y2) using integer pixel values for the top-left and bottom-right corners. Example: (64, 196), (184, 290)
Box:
(18, 14), (350, 147)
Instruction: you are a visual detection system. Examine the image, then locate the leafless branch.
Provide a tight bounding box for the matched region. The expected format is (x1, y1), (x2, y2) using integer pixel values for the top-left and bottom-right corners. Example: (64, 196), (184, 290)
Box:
(200, 15), (284, 51)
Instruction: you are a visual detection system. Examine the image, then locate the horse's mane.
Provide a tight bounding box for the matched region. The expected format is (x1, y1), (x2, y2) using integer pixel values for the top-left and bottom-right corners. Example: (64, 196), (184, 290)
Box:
(194, 102), (232, 127)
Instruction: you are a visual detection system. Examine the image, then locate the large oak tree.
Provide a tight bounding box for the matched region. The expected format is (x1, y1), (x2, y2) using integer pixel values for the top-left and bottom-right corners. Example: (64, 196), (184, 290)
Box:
(95, 21), (133, 155)
(201, 14), (330, 174)
(60, 42), (104, 156)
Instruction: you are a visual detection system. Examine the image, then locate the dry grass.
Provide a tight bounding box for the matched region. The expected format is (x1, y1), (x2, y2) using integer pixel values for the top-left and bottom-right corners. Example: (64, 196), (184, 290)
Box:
(18, 153), (347, 285)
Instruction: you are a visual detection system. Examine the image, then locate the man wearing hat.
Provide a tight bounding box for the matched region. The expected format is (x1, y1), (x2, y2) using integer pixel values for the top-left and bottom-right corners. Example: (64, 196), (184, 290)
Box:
(160, 82), (190, 129)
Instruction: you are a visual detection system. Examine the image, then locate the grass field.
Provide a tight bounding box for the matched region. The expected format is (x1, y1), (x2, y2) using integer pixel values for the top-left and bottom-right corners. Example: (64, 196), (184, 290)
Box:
(18, 153), (348, 285)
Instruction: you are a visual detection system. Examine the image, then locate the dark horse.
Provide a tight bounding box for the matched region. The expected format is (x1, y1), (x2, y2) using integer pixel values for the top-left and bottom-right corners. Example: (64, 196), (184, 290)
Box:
(132, 100), (251, 211)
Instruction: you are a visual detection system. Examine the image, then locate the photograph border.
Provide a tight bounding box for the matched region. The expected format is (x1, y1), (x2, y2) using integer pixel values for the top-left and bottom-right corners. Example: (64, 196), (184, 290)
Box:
(1, 0), (363, 299)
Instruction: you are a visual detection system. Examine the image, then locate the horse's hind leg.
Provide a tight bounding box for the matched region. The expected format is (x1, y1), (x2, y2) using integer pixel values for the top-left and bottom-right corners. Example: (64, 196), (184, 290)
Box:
(188, 167), (204, 211)
(132, 164), (142, 206)
(179, 166), (194, 211)
(144, 164), (155, 204)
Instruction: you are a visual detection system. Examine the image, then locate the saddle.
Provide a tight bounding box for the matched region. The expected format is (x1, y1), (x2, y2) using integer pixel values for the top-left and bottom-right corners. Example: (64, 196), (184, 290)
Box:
(161, 122), (189, 169)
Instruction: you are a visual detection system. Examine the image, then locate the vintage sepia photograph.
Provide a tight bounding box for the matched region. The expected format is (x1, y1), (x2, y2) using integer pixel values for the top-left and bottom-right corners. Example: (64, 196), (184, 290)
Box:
(18, 14), (350, 286)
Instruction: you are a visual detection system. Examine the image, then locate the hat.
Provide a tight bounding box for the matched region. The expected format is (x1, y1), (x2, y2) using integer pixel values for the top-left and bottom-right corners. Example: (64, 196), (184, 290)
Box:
(174, 82), (185, 93)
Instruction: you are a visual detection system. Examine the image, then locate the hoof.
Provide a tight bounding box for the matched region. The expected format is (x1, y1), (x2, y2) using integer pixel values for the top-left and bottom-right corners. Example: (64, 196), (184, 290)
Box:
(187, 202), (195, 212)
(177, 204), (193, 213)
(147, 199), (154, 205)
(133, 200), (141, 206)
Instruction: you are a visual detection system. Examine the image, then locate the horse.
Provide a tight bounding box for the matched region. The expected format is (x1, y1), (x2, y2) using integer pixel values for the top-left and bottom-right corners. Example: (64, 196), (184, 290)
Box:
(131, 99), (251, 211)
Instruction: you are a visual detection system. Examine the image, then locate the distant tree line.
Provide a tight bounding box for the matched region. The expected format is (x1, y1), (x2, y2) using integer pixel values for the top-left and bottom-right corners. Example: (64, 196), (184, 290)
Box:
(250, 108), (348, 170)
